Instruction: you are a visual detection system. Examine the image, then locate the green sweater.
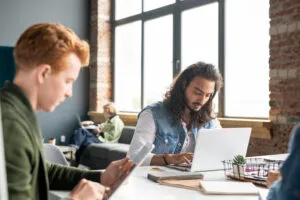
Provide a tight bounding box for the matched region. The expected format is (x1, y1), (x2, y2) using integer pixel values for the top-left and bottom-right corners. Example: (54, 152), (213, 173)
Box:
(98, 115), (124, 143)
(0, 82), (101, 200)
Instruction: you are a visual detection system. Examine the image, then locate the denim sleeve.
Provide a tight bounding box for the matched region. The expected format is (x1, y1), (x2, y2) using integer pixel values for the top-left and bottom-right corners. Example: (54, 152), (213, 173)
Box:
(267, 124), (300, 200)
(267, 181), (280, 200)
(204, 118), (222, 129)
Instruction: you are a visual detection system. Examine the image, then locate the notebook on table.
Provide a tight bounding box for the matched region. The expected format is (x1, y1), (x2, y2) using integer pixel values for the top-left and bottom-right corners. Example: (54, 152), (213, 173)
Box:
(199, 180), (259, 195)
(166, 128), (252, 172)
(147, 171), (204, 182)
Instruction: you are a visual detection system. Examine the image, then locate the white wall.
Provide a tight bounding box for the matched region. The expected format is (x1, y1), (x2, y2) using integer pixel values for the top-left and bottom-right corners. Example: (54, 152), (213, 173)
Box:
(0, 0), (89, 46)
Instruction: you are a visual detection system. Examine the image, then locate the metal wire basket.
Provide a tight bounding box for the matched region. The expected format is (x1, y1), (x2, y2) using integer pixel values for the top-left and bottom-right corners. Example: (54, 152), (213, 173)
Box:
(222, 157), (284, 187)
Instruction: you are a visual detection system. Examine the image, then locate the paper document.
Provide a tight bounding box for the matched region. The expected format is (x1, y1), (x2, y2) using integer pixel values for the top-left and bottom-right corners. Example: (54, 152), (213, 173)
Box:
(199, 180), (259, 195)
(159, 179), (202, 191)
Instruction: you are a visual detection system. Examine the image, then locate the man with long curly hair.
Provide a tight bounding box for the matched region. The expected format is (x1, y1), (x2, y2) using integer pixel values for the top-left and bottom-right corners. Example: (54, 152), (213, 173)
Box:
(128, 62), (223, 166)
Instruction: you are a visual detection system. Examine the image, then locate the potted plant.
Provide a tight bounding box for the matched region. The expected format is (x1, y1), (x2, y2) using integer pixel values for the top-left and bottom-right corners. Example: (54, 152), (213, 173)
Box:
(232, 155), (246, 179)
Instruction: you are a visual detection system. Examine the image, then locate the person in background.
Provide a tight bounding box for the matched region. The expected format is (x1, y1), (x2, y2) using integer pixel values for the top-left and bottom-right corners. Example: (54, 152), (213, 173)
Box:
(127, 61), (223, 166)
(82, 102), (124, 143)
(0, 22), (131, 200)
(267, 124), (300, 200)
(71, 102), (124, 162)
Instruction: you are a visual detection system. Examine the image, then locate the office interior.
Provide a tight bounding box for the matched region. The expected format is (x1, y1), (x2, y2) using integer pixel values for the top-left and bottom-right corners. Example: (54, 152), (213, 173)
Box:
(0, 0), (299, 160)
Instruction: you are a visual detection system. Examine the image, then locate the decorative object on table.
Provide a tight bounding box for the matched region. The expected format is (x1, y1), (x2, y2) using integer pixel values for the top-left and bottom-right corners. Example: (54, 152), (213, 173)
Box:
(222, 156), (284, 187)
(232, 155), (246, 179)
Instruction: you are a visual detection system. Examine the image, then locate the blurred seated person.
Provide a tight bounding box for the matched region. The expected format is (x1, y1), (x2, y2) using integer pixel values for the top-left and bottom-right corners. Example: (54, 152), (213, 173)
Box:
(267, 123), (300, 200)
(71, 102), (124, 162)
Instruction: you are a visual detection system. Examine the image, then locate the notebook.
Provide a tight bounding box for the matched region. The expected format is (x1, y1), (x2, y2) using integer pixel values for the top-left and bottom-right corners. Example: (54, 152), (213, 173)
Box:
(147, 171), (203, 182)
(158, 179), (202, 191)
(199, 180), (259, 195)
(167, 128), (252, 172)
(76, 114), (98, 130)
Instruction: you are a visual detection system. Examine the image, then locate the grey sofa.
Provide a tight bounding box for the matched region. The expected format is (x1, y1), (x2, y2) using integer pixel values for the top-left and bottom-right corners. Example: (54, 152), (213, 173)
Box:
(79, 126), (135, 169)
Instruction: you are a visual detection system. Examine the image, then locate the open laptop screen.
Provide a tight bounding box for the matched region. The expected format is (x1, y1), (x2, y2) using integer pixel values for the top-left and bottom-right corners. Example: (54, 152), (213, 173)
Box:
(165, 128), (251, 172)
(191, 128), (251, 172)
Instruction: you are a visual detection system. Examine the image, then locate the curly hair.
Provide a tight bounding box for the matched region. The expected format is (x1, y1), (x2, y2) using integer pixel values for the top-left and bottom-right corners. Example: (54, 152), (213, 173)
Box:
(163, 61), (223, 128)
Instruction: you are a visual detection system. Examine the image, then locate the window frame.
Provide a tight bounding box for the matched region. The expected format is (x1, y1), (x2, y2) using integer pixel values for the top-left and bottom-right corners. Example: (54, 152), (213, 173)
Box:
(111, 0), (268, 120)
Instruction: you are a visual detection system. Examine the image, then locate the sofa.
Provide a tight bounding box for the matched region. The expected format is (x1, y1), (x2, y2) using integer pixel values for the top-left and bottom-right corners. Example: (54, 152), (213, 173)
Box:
(79, 126), (135, 169)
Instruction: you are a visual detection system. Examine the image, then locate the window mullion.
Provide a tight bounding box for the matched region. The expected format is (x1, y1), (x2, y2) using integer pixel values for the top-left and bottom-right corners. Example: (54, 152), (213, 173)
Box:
(173, 0), (181, 77)
(218, 0), (225, 117)
(141, 0), (145, 110)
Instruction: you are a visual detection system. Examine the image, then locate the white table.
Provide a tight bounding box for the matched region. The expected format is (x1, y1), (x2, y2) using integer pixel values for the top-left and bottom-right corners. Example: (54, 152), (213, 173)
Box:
(49, 154), (288, 200)
(49, 167), (269, 200)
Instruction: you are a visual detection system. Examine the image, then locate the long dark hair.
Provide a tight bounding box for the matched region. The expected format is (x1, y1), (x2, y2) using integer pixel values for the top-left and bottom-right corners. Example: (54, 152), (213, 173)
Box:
(163, 61), (223, 128)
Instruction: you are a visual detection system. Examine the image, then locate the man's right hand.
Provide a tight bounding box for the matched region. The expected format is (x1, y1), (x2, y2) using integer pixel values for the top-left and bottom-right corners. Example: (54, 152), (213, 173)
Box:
(164, 152), (193, 165)
(69, 179), (107, 200)
(266, 170), (281, 188)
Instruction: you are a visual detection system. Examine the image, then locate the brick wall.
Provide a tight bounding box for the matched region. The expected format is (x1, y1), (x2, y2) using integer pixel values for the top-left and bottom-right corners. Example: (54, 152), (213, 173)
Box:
(90, 0), (112, 112)
(247, 0), (300, 156)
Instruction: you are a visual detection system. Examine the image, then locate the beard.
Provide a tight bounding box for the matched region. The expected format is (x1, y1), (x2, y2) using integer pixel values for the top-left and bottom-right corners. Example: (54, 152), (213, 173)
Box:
(183, 96), (202, 113)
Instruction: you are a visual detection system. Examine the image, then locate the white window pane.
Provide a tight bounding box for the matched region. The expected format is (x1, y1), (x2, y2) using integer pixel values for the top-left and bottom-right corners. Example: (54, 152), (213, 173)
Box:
(225, 0), (270, 118)
(182, 3), (219, 112)
(144, 15), (173, 107)
(144, 0), (175, 12)
(115, 0), (141, 20)
(182, 3), (219, 69)
(115, 21), (141, 112)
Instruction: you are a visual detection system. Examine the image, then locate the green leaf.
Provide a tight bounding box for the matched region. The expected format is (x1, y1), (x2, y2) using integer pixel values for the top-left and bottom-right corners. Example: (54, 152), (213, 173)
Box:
(232, 154), (246, 165)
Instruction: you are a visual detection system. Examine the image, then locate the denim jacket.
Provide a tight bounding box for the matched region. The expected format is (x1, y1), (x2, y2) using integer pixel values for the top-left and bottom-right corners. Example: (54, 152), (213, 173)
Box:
(267, 124), (300, 200)
(140, 102), (221, 154)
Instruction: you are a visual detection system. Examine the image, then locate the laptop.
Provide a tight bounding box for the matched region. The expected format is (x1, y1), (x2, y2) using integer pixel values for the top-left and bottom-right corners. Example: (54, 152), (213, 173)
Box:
(76, 114), (98, 130)
(167, 128), (251, 172)
(106, 143), (155, 199)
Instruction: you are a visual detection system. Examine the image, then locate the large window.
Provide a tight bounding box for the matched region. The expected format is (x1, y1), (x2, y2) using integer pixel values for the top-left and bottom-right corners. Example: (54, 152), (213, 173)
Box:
(225, 0), (270, 118)
(113, 0), (270, 118)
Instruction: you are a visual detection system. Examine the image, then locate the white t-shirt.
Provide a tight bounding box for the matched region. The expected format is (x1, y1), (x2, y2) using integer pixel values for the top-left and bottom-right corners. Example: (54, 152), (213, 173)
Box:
(127, 109), (196, 165)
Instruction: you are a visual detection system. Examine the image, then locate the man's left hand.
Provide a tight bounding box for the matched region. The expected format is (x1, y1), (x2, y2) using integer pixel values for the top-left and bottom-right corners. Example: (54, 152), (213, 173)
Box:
(100, 157), (133, 189)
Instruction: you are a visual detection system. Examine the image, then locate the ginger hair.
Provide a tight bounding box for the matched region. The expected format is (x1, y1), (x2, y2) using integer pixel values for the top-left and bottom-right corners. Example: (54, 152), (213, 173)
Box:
(14, 23), (90, 73)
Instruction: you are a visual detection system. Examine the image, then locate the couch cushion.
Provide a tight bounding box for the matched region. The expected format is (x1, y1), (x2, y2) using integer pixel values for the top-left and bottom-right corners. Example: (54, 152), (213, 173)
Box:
(84, 143), (126, 159)
(79, 126), (136, 169)
(119, 126), (135, 144)
(108, 145), (130, 162)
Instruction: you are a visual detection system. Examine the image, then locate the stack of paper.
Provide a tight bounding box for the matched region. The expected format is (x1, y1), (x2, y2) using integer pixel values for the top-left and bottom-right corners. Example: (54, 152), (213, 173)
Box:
(199, 180), (259, 195)
(147, 171), (203, 182)
(159, 179), (202, 191)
